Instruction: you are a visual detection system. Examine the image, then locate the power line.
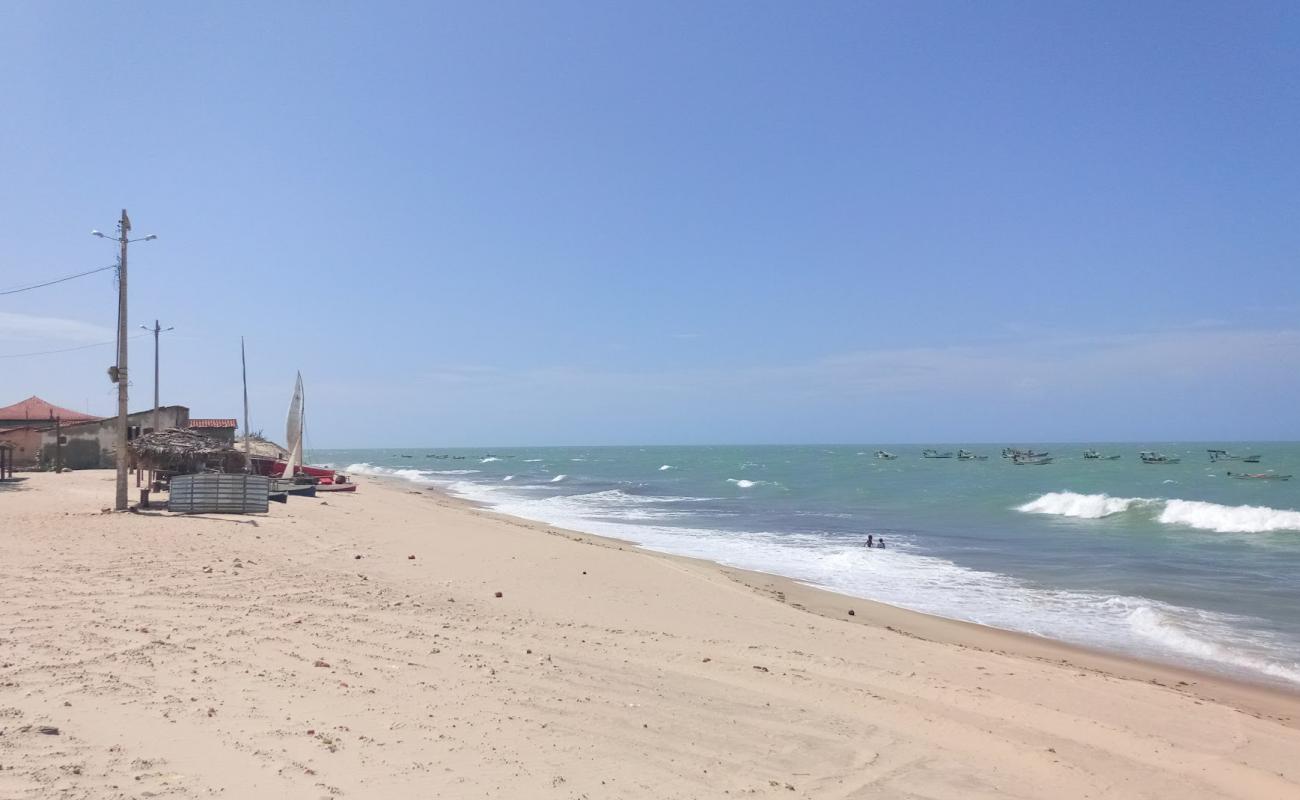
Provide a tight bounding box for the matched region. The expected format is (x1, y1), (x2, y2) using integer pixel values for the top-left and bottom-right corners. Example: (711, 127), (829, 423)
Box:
(0, 331), (152, 360)
(0, 264), (118, 296)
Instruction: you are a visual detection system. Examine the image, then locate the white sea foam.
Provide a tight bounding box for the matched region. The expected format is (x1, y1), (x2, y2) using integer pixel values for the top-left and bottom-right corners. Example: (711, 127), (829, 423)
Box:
(1019, 491), (1300, 534)
(728, 478), (759, 488)
(351, 463), (1300, 688)
(523, 458), (543, 462)
(480, 456), (501, 463)
(470, 487), (1300, 687)
(345, 463), (441, 483)
(1158, 499), (1300, 533)
(1017, 492), (1148, 519)
(550, 474), (567, 483)
(503, 475), (514, 481)
(1124, 604), (1300, 684)
(659, 464), (674, 471)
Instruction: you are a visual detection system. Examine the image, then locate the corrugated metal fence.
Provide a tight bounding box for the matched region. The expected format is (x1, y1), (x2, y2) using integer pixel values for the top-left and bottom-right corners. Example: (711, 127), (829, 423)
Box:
(168, 473), (270, 514)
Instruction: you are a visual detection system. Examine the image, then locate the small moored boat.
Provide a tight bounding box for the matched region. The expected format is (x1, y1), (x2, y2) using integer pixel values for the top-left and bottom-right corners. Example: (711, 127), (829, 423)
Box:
(1083, 449), (1121, 460)
(1227, 471), (1291, 481)
(1208, 449), (1262, 463)
(874, 450), (898, 460)
(1140, 451), (1181, 464)
(957, 449), (988, 460)
(922, 449), (954, 459)
(1012, 454), (1053, 465)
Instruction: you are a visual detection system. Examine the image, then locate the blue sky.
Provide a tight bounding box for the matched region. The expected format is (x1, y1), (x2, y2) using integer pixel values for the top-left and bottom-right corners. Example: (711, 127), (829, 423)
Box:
(2, 1), (1297, 446)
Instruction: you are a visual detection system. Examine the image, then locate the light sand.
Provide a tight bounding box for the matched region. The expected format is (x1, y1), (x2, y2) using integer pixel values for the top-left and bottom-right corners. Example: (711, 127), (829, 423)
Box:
(2, 470), (1298, 799)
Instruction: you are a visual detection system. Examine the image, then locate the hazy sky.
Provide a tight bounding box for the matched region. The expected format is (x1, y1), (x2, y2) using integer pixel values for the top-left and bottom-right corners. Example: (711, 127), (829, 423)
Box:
(2, 1), (1297, 446)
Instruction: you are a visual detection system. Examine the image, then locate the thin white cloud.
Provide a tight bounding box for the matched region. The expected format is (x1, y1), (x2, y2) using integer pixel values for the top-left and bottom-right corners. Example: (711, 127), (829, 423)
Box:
(410, 326), (1300, 400)
(0, 312), (114, 343)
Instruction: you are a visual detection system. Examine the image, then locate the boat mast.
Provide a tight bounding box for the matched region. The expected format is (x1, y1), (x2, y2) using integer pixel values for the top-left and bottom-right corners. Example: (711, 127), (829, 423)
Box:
(241, 337), (251, 469)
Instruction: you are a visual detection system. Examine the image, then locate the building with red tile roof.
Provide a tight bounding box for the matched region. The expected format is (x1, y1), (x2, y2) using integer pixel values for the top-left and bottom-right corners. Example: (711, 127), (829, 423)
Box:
(0, 396), (101, 427)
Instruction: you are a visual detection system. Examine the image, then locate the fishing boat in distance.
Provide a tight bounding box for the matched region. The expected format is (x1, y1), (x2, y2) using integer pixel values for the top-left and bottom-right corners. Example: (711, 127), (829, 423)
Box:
(1140, 451), (1181, 464)
(1227, 471), (1291, 481)
(1003, 447), (1049, 460)
(874, 450), (898, 460)
(1083, 449), (1121, 460)
(922, 449), (955, 459)
(957, 449), (988, 460)
(1208, 449), (1262, 463)
(1012, 454), (1053, 465)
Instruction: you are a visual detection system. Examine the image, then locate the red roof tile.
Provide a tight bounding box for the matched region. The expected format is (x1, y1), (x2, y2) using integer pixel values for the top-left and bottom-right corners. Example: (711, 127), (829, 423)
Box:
(0, 396), (100, 423)
(189, 418), (238, 429)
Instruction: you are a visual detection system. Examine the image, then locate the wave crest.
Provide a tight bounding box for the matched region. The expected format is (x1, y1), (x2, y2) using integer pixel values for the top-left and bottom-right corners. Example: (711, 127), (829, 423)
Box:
(1017, 492), (1147, 519)
(1158, 499), (1300, 533)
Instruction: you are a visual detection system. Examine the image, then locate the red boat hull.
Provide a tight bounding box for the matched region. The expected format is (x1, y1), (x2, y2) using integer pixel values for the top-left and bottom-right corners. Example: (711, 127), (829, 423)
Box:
(250, 457), (352, 485)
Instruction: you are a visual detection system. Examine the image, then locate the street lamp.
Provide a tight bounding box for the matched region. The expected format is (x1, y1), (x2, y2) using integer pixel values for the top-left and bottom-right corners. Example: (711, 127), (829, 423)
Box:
(91, 211), (157, 511)
(139, 321), (175, 433)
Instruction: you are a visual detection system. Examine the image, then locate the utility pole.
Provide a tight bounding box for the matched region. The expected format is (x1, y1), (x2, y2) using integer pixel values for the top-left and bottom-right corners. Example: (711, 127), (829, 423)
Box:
(115, 210), (130, 511)
(142, 319), (173, 433)
(94, 211), (156, 510)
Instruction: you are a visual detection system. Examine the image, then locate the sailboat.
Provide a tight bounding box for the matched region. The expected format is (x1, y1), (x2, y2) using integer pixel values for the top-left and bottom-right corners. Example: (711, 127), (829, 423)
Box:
(271, 373), (316, 497)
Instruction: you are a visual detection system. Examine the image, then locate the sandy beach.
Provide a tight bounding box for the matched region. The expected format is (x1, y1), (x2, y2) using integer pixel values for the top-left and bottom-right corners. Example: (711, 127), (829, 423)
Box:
(2, 470), (1298, 799)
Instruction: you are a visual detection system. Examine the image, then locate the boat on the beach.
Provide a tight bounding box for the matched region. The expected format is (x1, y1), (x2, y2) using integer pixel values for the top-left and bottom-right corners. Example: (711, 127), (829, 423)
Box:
(957, 449), (988, 460)
(1140, 451), (1181, 464)
(1208, 449), (1263, 463)
(271, 478), (317, 497)
(246, 372), (356, 493)
(874, 450), (898, 460)
(315, 481), (359, 493)
(922, 449), (954, 459)
(1227, 471), (1292, 481)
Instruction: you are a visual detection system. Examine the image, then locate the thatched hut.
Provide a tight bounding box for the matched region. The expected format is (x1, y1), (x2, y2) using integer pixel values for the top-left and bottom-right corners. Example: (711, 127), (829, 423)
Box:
(129, 428), (246, 475)
(232, 434), (290, 461)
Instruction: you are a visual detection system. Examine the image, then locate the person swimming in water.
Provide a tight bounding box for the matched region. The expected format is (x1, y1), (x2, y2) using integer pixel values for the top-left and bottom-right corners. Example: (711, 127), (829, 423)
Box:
(876, 537), (886, 549)
(866, 534), (874, 547)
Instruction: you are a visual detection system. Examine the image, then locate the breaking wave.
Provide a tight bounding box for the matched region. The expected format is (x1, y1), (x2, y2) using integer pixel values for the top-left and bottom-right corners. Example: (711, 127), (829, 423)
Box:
(659, 464), (674, 471)
(1018, 491), (1300, 534)
(549, 474), (567, 483)
(1158, 499), (1300, 533)
(1017, 492), (1149, 519)
(728, 478), (759, 488)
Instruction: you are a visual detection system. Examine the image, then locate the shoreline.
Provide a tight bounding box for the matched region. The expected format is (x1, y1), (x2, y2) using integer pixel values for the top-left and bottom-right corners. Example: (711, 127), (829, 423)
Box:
(382, 474), (1300, 719)
(5, 469), (1299, 798)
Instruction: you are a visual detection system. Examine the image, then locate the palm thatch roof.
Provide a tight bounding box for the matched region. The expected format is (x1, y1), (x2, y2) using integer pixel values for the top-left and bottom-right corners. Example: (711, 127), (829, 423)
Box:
(129, 428), (246, 473)
(233, 434), (290, 460)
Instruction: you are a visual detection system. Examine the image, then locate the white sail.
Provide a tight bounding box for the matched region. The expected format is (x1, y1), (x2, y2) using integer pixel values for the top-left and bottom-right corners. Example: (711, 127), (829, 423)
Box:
(282, 372), (304, 478)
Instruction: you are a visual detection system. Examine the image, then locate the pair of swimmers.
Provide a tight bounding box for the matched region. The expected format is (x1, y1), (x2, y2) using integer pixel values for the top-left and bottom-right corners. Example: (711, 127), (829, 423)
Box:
(865, 534), (886, 549)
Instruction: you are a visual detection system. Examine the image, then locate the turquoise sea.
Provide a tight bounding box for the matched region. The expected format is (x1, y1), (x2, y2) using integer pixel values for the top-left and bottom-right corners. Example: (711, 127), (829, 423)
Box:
(310, 444), (1300, 689)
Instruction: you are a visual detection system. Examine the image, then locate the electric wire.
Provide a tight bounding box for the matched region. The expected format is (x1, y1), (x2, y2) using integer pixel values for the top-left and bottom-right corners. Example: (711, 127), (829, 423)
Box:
(0, 264), (118, 296)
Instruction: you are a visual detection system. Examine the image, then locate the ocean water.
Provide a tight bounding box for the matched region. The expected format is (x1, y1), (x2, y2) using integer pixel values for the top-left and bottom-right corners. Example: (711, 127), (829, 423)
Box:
(310, 444), (1300, 689)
